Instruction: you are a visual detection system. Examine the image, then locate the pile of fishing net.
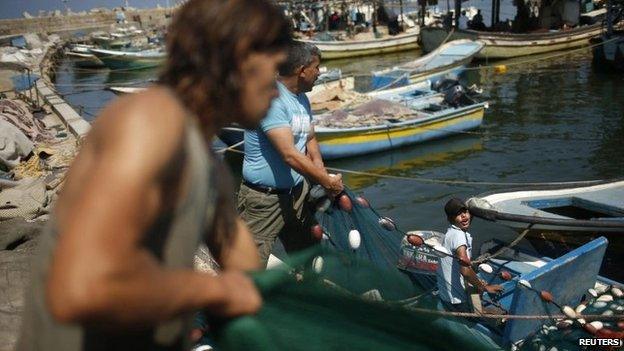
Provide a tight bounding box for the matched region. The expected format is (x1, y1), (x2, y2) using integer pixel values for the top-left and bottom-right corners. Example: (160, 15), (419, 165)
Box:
(518, 285), (624, 350)
(313, 99), (429, 128)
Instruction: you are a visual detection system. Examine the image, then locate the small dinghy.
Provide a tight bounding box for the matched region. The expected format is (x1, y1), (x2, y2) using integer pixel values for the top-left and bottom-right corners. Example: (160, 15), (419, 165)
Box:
(466, 180), (624, 232)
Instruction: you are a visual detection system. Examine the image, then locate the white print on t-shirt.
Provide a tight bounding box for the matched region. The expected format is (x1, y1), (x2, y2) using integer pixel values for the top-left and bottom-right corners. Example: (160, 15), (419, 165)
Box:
(290, 107), (310, 140)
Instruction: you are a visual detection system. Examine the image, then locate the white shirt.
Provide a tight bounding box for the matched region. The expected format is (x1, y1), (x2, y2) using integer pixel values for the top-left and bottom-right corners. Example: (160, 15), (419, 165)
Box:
(436, 225), (473, 304)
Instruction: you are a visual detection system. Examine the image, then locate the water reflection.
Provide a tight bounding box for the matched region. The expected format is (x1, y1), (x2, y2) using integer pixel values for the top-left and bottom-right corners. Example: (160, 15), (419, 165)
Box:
(328, 136), (483, 190)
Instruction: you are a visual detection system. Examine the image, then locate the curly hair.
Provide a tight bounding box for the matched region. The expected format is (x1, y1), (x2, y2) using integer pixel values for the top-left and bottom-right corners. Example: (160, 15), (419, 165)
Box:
(160, 0), (292, 129)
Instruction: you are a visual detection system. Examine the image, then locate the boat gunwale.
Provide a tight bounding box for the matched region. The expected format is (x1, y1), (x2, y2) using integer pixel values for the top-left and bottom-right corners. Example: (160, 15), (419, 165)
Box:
(421, 23), (604, 41)
(299, 30), (419, 48)
(90, 48), (166, 59)
(373, 39), (484, 76)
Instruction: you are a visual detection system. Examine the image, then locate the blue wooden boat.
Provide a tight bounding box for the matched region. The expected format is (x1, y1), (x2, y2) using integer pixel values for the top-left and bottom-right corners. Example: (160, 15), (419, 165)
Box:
(466, 180), (624, 232)
(370, 39), (484, 90)
(399, 234), (622, 348)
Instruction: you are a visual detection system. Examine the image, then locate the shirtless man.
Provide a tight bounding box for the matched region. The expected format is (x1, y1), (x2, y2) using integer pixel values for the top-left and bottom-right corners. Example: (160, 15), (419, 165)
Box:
(18, 1), (291, 350)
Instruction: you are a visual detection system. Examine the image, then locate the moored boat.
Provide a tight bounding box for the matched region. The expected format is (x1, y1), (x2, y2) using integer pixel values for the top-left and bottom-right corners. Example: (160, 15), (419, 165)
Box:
(420, 24), (606, 59)
(398, 233), (622, 348)
(90, 48), (166, 70)
(313, 82), (487, 159)
(466, 180), (624, 232)
(370, 39), (484, 89)
(298, 27), (420, 60)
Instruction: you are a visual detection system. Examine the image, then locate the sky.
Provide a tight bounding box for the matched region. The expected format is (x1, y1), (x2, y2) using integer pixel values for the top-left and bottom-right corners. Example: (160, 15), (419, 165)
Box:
(0, 0), (176, 19)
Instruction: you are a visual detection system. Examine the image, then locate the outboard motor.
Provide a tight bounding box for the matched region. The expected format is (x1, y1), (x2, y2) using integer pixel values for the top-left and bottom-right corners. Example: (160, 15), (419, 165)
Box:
(432, 78), (459, 92)
(443, 84), (466, 107)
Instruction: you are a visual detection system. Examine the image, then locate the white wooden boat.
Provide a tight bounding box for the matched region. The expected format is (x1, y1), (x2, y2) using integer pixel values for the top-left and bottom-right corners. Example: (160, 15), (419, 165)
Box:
(90, 48), (166, 70)
(420, 24), (606, 59)
(467, 180), (624, 232)
(298, 27), (420, 59)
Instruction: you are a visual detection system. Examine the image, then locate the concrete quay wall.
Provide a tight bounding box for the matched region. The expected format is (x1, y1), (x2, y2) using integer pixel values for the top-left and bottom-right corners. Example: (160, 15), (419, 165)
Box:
(0, 8), (172, 37)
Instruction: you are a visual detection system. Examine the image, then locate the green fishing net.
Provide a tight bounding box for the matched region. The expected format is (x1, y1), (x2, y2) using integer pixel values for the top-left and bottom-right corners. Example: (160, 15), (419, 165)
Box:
(207, 248), (501, 351)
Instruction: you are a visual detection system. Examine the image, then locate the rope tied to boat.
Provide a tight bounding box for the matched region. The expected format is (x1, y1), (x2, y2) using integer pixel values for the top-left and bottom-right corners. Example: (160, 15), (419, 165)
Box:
(404, 308), (624, 320)
(473, 224), (534, 264)
(323, 167), (609, 187)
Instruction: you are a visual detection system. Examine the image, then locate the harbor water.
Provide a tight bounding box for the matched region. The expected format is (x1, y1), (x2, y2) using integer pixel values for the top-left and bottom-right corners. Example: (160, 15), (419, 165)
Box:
(53, 47), (624, 281)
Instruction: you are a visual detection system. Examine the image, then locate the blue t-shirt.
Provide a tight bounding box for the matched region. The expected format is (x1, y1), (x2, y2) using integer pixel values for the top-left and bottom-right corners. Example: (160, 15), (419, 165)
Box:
(436, 225), (473, 304)
(242, 82), (312, 189)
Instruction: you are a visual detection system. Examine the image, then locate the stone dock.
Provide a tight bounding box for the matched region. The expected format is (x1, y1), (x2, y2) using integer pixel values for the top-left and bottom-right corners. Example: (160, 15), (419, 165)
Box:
(0, 9), (174, 350)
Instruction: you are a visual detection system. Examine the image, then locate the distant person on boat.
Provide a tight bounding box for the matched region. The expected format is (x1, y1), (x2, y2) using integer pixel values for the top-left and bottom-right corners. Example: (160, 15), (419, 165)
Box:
(443, 12), (454, 29)
(469, 10), (487, 30)
(329, 11), (340, 30)
(458, 11), (470, 30)
(17, 1), (291, 350)
(115, 9), (126, 24)
(436, 198), (503, 313)
(239, 41), (344, 268)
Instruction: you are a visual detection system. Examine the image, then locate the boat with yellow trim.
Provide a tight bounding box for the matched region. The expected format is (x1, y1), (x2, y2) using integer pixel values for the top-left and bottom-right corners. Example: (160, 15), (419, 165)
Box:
(314, 81), (487, 159)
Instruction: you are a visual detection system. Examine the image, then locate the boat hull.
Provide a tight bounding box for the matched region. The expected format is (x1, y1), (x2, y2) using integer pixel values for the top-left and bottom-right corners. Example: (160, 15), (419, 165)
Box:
(91, 49), (165, 70)
(66, 52), (105, 68)
(592, 34), (624, 71)
(300, 30), (420, 60)
(420, 25), (604, 59)
(316, 105), (485, 159)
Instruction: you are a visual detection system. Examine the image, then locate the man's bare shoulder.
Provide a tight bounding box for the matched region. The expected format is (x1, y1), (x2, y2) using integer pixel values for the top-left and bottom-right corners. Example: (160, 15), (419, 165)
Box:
(88, 86), (188, 159)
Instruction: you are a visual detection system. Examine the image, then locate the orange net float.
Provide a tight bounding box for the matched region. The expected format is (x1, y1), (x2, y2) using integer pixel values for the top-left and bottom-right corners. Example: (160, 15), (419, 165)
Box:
(337, 193), (353, 212)
(500, 271), (512, 281)
(189, 328), (205, 343)
(540, 290), (554, 303)
(406, 234), (424, 247)
(310, 224), (324, 241)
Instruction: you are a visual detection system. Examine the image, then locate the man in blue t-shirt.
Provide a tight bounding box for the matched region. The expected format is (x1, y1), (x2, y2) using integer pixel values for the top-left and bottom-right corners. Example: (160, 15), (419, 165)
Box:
(436, 198), (503, 312)
(238, 41), (344, 267)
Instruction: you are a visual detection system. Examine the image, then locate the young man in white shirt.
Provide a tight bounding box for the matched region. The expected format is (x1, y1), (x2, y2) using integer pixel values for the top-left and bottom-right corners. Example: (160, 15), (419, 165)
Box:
(436, 198), (503, 312)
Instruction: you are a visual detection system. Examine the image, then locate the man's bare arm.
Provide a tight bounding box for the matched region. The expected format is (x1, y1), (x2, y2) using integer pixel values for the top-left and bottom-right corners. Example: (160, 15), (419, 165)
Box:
(305, 127), (325, 171)
(47, 89), (260, 326)
(456, 246), (502, 294)
(266, 127), (342, 195)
